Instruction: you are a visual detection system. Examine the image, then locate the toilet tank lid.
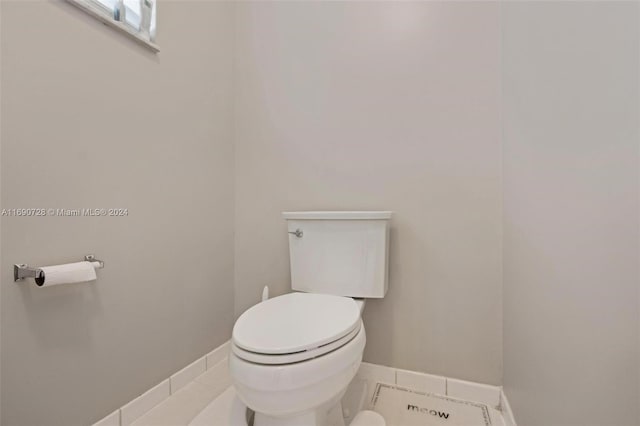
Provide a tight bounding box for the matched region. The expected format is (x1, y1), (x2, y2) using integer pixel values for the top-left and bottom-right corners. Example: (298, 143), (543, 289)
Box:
(282, 211), (392, 220)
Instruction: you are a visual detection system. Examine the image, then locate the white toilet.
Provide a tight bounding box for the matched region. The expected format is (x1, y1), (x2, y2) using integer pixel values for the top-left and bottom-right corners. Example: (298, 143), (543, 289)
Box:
(229, 211), (391, 426)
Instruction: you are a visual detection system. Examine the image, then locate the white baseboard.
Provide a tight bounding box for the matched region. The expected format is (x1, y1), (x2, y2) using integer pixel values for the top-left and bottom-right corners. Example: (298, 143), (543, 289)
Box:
(92, 341), (230, 426)
(500, 388), (518, 426)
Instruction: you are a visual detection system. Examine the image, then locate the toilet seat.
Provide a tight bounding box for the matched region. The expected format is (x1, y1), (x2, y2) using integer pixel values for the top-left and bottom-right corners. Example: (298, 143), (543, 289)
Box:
(232, 292), (361, 365)
(232, 322), (361, 364)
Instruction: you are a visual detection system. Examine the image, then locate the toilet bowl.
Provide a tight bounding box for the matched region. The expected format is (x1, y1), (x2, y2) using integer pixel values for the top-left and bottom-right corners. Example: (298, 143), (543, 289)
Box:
(230, 211), (392, 426)
(230, 293), (366, 426)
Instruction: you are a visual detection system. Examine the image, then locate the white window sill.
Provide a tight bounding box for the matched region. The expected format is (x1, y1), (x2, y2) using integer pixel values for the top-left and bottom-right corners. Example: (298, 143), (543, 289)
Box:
(67, 0), (159, 53)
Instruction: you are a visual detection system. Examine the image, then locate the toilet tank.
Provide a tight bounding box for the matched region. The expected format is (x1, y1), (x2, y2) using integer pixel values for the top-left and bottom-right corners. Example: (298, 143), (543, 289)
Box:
(282, 211), (391, 298)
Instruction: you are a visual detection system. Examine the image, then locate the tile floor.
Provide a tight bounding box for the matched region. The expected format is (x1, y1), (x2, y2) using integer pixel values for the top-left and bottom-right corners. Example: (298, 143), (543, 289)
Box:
(131, 358), (232, 426)
(128, 357), (509, 426)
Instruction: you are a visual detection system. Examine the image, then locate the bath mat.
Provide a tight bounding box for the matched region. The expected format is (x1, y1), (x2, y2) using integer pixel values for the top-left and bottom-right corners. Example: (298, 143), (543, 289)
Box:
(371, 383), (492, 426)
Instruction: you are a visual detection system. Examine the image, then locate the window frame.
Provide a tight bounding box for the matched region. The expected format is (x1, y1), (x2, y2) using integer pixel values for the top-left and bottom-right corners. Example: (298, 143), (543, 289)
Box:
(67, 0), (159, 53)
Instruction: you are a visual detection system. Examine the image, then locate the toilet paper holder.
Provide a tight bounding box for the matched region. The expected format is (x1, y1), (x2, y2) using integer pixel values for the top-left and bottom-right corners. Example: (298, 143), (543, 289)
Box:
(14, 254), (104, 282)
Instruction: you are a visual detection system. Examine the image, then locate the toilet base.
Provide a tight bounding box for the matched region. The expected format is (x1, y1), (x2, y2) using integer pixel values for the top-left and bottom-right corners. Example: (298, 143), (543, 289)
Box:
(254, 409), (326, 426)
(189, 385), (385, 426)
(253, 399), (345, 426)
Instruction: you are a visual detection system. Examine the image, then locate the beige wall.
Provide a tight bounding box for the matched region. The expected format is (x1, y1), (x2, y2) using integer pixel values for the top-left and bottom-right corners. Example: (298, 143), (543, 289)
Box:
(502, 2), (639, 425)
(233, 1), (503, 384)
(0, 1), (235, 425)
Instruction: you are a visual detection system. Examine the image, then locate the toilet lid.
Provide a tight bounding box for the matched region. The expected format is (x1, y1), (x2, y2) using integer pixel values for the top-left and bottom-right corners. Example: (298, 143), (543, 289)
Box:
(233, 292), (361, 355)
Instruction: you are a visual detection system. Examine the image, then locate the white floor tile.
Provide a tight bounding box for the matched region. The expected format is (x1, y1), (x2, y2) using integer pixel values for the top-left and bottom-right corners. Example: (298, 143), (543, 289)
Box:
(125, 355), (233, 426)
(188, 386), (246, 426)
(396, 369), (446, 395)
(132, 381), (221, 426)
(121, 380), (171, 426)
(358, 362), (396, 383)
(356, 362), (396, 408)
(447, 378), (501, 408)
(195, 357), (232, 397)
(488, 407), (506, 426)
(171, 357), (207, 394)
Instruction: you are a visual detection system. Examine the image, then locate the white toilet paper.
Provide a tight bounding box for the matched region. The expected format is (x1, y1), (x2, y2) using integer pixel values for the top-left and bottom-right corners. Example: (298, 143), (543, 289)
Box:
(35, 261), (98, 287)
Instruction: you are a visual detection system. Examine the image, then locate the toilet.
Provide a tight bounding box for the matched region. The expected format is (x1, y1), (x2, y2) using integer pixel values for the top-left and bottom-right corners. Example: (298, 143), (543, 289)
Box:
(229, 211), (391, 426)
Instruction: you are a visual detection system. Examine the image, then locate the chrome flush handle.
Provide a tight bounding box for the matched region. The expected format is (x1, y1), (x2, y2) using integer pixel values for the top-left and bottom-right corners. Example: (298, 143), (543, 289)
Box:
(288, 229), (303, 238)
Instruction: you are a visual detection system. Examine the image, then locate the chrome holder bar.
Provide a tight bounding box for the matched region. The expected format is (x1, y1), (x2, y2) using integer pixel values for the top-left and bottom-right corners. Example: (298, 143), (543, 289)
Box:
(84, 254), (105, 269)
(13, 264), (43, 282)
(14, 254), (104, 282)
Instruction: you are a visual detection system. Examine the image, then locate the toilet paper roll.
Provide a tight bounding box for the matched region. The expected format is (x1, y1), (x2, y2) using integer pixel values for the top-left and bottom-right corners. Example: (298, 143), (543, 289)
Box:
(35, 261), (98, 287)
